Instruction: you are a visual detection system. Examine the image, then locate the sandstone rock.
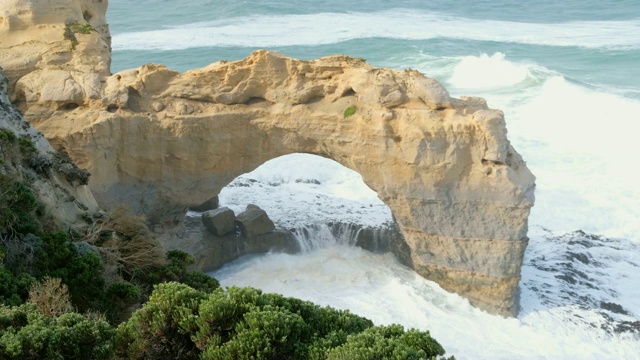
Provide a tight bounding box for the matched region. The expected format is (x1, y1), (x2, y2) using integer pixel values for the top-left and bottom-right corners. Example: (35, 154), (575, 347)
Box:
(0, 0), (111, 101)
(202, 207), (235, 237)
(0, 69), (99, 231)
(190, 195), (219, 212)
(235, 204), (276, 238)
(0, 1), (536, 317)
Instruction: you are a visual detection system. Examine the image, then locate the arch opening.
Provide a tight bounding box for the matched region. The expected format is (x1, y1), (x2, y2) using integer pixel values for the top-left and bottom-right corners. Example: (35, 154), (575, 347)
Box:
(181, 153), (411, 272)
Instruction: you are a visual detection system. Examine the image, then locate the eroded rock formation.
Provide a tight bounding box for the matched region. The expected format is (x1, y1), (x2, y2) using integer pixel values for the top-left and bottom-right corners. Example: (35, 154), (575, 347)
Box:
(0, 70), (99, 230)
(0, 0), (535, 316)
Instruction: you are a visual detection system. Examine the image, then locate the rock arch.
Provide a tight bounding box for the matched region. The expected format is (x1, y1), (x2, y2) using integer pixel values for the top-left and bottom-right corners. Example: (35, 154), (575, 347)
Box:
(0, 1), (535, 317)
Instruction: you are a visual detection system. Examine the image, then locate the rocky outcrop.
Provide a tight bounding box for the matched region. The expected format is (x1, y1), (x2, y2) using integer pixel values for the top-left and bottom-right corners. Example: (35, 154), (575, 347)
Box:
(0, 69), (99, 231)
(0, 0), (110, 93)
(202, 207), (236, 237)
(190, 195), (219, 212)
(236, 205), (276, 238)
(169, 215), (299, 272)
(0, 0), (536, 316)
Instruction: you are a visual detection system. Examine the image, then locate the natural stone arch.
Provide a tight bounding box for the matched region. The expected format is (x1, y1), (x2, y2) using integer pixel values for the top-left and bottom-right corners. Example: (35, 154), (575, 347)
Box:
(0, 1), (535, 317)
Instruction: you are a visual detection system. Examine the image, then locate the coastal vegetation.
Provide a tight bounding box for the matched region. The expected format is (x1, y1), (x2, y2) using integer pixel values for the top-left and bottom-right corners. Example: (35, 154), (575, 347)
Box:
(343, 105), (357, 118)
(63, 22), (95, 50)
(0, 125), (452, 359)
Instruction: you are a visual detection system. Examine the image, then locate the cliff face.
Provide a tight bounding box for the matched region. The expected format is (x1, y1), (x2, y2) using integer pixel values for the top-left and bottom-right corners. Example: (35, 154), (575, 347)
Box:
(0, 0), (536, 316)
(0, 70), (99, 231)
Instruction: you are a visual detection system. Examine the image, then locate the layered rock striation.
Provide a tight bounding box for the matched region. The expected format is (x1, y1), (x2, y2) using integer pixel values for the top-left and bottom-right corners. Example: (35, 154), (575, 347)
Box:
(0, 0), (535, 316)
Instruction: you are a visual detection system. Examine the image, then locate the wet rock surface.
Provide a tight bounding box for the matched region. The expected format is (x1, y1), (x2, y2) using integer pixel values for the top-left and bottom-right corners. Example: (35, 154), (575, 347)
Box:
(521, 228), (640, 335)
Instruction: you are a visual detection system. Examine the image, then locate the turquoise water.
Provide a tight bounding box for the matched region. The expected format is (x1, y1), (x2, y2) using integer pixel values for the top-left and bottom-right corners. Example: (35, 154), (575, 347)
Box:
(108, 0), (640, 94)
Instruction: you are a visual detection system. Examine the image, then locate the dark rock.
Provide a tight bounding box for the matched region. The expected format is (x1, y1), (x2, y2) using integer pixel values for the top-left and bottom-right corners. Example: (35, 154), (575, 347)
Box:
(600, 301), (628, 315)
(190, 195), (219, 212)
(195, 229), (299, 272)
(235, 204), (275, 238)
(202, 207), (236, 236)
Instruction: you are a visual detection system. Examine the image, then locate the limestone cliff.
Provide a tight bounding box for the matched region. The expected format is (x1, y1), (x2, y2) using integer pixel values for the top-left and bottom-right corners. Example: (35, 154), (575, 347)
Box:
(0, 0), (535, 316)
(0, 69), (99, 231)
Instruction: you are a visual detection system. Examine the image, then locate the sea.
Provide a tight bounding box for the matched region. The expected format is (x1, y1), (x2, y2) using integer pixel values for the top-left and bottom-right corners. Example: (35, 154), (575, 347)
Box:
(107, 1), (640, 359)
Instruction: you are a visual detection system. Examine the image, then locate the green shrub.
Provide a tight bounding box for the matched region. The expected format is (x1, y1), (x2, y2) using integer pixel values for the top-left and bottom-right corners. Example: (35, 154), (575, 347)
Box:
(27, 154), (53, 175)
(137, 249), (219, 293)
(191, 286), (264, 349)
(17, 137), (36, 155)
(0, 303), (115, 360)
(0, 174), (42, 236)
(326, 324), (447, 360)
(37, 232), (105, 312)
(63, 22), (95, 50)
(0, 268), (34, 306)
(202, 307), (310, 360)
(103, 281), (140, 324)
(67, 22), (93, 34)
(116, 282), (206, 360)
(117, 284), (452, 360)
(52, 152), (90, 185)
(0, 129), (17, 142)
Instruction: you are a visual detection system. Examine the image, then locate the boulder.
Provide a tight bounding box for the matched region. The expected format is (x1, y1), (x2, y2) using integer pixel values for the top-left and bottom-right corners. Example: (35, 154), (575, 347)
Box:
(202, 207), (236, 237)
(190, 195), (219, 212)
(235, 205), (276, 238)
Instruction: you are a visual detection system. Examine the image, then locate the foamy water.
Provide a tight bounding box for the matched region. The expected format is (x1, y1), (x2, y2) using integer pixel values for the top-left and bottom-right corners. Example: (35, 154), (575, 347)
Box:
(438, 53), (640, 240)
(212, 229), (640, 360)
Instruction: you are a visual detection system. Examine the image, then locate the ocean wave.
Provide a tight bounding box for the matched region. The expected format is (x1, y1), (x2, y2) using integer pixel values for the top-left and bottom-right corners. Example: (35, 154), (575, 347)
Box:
(492, 75), (640, 241)
(111, 9), (640, 51)
(447, 52), (536, 89)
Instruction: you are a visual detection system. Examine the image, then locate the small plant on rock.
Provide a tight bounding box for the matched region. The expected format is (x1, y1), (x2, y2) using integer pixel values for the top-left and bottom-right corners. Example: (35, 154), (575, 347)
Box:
(343, 105), (357, 118)
(63, 22), (95, 50)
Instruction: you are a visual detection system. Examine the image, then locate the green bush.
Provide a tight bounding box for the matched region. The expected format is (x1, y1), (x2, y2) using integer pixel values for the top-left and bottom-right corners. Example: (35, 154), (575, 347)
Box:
(0, 174), (42, 236)
(202, 307), (310, 360)
(0, 268), (34, 306)
(117, 283), (451, 360)
(0, 303), (115, 360)
(64, 22), (95, 50)
(326, 324), (447, 360)
(116, 282), (206, 360)
(37, 232), (105, 312)
(103, 281), (140, 324)
(0, 129), (17, 142)
(17, 137), (36, 155)
(137, 250), (220, 293)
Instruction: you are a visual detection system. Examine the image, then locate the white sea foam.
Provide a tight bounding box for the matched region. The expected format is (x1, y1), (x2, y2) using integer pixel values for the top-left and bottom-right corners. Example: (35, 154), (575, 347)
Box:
(424, 54), (640, 241)
(217, 153), (392, 229)
(448, 52), (533, 89)
(212, 229), (640, 359)
(111, 10), (640, 51)
(507, 77), (640, 240)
